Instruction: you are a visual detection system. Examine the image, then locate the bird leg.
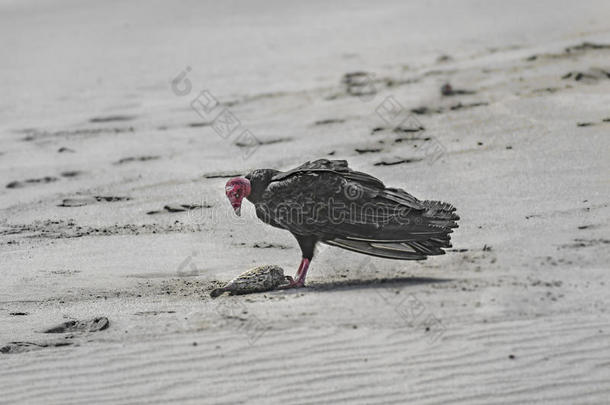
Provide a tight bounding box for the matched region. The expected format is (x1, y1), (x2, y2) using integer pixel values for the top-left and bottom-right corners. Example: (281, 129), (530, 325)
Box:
(278, 258), (310, 289)
(295, 258), (306, 279)
(294, 258), (310, 286)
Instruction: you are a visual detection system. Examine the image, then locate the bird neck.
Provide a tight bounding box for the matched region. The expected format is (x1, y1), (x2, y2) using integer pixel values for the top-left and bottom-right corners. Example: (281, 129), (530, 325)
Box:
(245, 169), (279, 203)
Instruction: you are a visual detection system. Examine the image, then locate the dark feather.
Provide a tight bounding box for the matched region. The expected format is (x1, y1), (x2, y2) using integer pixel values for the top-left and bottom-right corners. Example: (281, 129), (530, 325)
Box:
(271, 159), (385, 189)
(246, 159), (459, 261)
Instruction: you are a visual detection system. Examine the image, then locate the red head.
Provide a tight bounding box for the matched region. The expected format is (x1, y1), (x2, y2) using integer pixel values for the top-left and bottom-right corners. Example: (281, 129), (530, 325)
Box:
(225, 177), (251, 216)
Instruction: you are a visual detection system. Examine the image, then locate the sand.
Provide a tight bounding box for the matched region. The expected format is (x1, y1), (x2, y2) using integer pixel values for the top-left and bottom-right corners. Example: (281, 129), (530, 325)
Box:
(1, 0), (609, 404)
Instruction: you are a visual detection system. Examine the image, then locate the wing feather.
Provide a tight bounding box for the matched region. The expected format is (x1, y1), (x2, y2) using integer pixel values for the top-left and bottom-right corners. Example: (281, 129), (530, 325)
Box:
(272, 159), (385, 189)
(256, 159), (458, 259)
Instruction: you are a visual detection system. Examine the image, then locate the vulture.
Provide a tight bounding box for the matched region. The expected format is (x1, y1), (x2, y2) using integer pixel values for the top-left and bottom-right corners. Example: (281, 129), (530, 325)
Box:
(225, 159), (459, 288)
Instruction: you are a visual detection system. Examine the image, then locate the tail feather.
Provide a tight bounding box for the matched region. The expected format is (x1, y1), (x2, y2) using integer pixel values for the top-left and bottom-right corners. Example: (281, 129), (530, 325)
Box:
(324, 199), (458, 260)
(324, 238), (428, 260)
(421, 200), (459, 232)
(422, 200), (460, 223)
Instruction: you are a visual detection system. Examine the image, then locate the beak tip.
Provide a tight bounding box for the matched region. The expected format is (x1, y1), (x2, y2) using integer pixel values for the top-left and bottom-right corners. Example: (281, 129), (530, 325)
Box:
(234, 206), (241, 216)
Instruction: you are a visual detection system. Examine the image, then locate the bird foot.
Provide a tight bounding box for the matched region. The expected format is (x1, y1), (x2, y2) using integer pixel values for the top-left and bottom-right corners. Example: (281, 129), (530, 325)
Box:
(277, 258), (310, 289)
(277, 275), (305, 289)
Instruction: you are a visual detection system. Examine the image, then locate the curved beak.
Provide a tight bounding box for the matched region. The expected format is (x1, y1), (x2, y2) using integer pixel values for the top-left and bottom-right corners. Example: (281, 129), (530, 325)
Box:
(233, 205), (241, 216)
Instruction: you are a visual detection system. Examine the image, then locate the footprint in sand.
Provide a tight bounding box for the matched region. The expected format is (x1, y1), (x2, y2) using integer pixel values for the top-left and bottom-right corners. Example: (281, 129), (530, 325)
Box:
(114, 155), (160, 165)
(89, 115), (136, 123)
(60, 170), (83, 178)
(6, 176), (58, 189)
(234, 137), (291, 147)
(7, 171), (84, 189)
(355, 148), (383, 154)
(58, 147), (75, 153)
(189, 122), (212, 128)
(43, 317), (110, 333)
(203, 171), (243, 179)
(146, 204), (211, 215)
(58, 195), (130, 207)
(374, 157), (424, 166)
(0, 341), (73, 354)
(562, 68), (610, 83)
(1, 317), (110, 355)
(341, 71), (377, 98)
(440, 83), (476, 96)
(314, 118), (346, 126)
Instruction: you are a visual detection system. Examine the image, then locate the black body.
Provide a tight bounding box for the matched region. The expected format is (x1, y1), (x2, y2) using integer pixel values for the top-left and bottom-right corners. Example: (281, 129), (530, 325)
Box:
(245, 159), (459, 261)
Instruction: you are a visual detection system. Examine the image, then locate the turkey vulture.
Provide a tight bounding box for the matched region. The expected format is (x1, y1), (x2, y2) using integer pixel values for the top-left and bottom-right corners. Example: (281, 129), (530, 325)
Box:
(225, 159), (459, 288)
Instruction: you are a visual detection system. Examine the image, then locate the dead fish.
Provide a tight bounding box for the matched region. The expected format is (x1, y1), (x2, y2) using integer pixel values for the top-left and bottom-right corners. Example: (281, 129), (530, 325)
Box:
(210, 265), (288, 298)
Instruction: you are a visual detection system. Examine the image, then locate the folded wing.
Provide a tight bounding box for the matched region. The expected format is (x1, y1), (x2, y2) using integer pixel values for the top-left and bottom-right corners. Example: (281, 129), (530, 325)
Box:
(258, 159), (459, 260)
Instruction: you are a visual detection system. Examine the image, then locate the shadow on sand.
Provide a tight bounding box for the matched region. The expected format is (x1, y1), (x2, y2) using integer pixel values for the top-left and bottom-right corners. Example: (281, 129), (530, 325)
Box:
(302, 276), (452, 293)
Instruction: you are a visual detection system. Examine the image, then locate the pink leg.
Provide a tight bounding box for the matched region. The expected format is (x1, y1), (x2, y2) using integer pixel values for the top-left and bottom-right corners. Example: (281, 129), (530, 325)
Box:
(294, 258), (310, 286)
(279, 258), (310, 289)
(295, 259), (306, 279)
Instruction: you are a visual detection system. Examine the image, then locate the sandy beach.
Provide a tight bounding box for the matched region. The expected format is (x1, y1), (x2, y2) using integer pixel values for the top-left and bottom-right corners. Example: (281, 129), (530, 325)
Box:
(1, 1), (609, 403)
